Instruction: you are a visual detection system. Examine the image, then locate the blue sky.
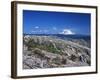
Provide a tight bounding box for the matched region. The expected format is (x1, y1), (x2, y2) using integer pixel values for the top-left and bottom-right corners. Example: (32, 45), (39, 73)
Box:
(23, 10), (91, 35)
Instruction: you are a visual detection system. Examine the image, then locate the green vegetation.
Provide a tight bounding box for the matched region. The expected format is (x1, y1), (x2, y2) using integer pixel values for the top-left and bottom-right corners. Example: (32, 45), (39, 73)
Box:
(26, 39), (62, 54)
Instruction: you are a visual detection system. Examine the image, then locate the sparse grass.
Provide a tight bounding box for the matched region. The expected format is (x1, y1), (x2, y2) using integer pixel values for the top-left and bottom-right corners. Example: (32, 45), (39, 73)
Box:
(25, 39), (62, 54)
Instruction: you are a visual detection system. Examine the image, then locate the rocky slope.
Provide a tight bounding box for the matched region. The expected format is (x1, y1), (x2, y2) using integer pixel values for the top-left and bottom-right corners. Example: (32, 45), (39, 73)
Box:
(23, 35), (91, 69)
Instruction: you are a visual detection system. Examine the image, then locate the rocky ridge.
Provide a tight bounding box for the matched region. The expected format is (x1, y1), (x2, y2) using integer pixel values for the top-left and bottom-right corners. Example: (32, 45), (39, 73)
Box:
(23, 35), (91, 69)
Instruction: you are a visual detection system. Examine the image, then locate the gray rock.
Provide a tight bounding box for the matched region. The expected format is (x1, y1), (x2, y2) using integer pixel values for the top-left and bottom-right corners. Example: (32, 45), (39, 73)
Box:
(23, 35), (91, 69)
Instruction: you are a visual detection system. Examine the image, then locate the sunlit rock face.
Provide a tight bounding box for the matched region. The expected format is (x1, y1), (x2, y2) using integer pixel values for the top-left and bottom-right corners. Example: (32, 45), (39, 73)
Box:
(23, 34), (91, 69)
